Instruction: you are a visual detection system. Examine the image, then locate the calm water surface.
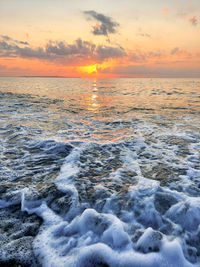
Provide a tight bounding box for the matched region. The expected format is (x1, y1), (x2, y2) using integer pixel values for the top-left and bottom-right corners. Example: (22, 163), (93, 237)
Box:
(0, 77), (199, 142)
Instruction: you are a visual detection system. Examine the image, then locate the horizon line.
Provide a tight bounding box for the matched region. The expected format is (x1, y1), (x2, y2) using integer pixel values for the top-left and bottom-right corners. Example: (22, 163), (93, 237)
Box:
(0, 75), (200, 79)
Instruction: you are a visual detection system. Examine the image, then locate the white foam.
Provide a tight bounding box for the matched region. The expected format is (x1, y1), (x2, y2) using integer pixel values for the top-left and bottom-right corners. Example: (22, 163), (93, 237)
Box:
(32, 208), (193, 267)
(21, 188), (61, 225)
(129, 177), (159, 197)
(21, 137), (199, 266)
(56, 147), (80, 186)
(166, 198), (200, 232)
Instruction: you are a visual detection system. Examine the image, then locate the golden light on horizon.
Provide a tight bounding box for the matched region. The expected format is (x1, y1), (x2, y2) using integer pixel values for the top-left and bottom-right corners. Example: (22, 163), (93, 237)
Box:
(77, 60), (119, 78)
(78, 64), (98, 74)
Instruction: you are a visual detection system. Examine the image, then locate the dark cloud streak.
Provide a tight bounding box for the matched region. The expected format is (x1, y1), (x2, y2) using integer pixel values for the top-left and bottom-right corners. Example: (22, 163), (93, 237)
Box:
(171, 47), (179, 55)
(129, 50), (162, 63)
(102, 65), (200, 78)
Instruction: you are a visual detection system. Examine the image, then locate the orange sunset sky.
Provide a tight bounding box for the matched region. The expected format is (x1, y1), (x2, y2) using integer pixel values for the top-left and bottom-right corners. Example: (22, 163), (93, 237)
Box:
(0, 0), (200, 78)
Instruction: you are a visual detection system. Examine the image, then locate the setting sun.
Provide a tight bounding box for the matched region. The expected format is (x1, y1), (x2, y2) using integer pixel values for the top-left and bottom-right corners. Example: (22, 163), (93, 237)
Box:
(78, 64), (98, 74)
(77, 60), (119, 77)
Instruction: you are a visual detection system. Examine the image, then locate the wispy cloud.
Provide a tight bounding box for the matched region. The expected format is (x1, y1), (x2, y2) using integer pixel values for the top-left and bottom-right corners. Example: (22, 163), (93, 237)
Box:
(170, 47), (191, 58)
(162, 7), (169, 18)
(177, 9), (198, 27)
(84, 10), (119, 36)
(139, 33), (151, 38)
(189, 16), (198, 26)
(129, 50), (162, 63)
(1, 35), (29, 46)
(171, 47), (179, 55)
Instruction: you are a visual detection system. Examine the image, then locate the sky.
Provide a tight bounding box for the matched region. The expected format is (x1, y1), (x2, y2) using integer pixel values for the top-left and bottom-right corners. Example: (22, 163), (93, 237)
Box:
(0, 0), (200, 78)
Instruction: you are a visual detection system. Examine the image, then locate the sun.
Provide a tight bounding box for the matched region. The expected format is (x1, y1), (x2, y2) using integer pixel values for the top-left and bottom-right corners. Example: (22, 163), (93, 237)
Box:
(92, 65), (97, 73)
(78, 64), (98, 74)
(77, 60), (117, 77)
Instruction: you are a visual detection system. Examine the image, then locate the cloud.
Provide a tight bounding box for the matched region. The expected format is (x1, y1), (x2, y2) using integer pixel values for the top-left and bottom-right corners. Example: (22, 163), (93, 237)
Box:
(0, 40), (45, 59)
(129, 50), (162, 63)
(171, 47), (179, 55)
(170, 47), (191, 58)
(139, 33), (151, 38)
(84, 10), (119, 36)
(188, 2), (194, 10)
(45, 39), (96, 58)
(137, 27), (152, 39)
(162, 7), (169, 18)
(0, 36), (125, 64)
(0, 64), (7, 70)
(1, 35), (29, 45)
(96, 45), (126, 60)
(189, 16), (198, 26)
(177, 12), (199, 26)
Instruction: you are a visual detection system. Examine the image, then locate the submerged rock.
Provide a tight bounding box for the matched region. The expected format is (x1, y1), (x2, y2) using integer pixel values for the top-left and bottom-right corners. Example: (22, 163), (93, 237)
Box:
(154, 190), (178, 214)
(0, 236), (38, 266)
(141, 163), (182, 186)
(0, 206), (42, 267)
(0, 183), (72, 266)
(131, 229), (144, 243)
(186, 226), (200, 257)
(165, 136), (191, 157)
(78, 254), (110, 267)
(22, 183), (72, 214)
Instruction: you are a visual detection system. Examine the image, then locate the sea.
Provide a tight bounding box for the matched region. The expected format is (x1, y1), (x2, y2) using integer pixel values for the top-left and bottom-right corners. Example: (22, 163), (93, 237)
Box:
(0, 77), (200, 267)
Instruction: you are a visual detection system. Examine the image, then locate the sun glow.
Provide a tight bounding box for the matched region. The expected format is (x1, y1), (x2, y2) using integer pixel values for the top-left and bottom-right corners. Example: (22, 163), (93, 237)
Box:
(78, 64), (98, 74)
(77, 60), (119, 77)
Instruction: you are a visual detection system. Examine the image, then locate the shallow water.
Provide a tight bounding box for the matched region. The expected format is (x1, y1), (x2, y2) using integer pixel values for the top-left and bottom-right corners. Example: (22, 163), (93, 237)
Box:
(0, 77), (200, 266)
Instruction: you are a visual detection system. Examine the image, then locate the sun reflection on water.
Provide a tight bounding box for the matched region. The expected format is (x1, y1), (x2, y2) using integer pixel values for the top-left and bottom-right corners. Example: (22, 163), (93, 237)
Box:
(87, 80), (100, 113)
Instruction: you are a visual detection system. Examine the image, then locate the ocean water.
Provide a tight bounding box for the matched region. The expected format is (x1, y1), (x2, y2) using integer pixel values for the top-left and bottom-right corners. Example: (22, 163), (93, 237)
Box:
(0, 77), (200, 267)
